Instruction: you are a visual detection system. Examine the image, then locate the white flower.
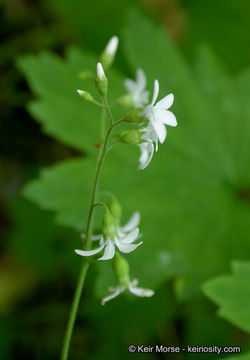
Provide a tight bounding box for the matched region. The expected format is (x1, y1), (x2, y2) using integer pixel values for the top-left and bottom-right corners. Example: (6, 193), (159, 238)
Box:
(75, 212), (142, 261)
(124, 69), (149, 107)
(104, 36), (119, 57)
(101, 279), (154, 305)
(138, 124), (158, 170)
(142, 79), (177, 144)
(116, 211), (140, 237)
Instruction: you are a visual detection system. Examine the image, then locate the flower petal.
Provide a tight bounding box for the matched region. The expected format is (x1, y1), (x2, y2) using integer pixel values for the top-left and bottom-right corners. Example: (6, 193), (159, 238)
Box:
(154, 109), (177, 127)
(119, 228), (139, 244)
(156, 93), (174, 109)
(122, 212), (141, 232)
(150, 79), (159, 105)
(151, 119), (167, 143)
(115, 238), (143, 253)
(74, 244), (105, 257)
(138, 142), (154, 170)
(124, 79), (137, 94)
(98, 238), (115, 260)
(101, 288), (123, 305)
(136, 69), (146, 91)
(139, 143), (149, 166)
(129, 285), (154, 297)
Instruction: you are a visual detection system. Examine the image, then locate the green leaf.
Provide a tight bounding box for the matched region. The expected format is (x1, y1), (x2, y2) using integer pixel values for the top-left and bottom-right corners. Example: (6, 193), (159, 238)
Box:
(223, 352), (250, 360)
(17, 48), (124, 153)
(120, 11), (250, 296)
(22, 158), (94, 231)
(20, 12), (250, 298)
(202, 261), (250, 333)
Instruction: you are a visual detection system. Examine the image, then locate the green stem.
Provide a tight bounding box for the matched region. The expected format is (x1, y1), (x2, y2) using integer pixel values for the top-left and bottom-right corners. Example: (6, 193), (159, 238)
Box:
(60, 261), (89, 360)
(104, 95), (113, 125)
(83, 122), (114, 249)
(60, 100), (118, 360)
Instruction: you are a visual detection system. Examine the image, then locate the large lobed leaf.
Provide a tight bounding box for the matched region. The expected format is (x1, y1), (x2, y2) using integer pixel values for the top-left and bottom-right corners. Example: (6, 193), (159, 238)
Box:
(202, 261), (250, 333)
(18, 12), (250, 298)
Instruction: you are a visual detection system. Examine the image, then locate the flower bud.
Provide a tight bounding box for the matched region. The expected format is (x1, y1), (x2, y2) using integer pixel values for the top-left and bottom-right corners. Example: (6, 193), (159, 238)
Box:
(120, 130), (145, 145)
(100, 36), (119, 70)
(95, 62), (108, 96)
(77, 89), (94, 102)
(123, 108), (144, 123)
(102, 211), (116, 240)
(112, 253), (130, 287)
(108, 199), (122, 226)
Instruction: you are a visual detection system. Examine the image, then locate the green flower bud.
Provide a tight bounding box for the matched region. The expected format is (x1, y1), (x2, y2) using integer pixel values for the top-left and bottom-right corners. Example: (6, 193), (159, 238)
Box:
(123, 108), (144, 123)
(108, 199), (122, 226)
(102, 211), (116, 240)
(77, 90), (94, 102)
(99, 36), (119, 70)
(95, 62), (108, 96)
(116, 94), (134, 107)
(112, 253), (130, 287)
(120, 130), (145, 145)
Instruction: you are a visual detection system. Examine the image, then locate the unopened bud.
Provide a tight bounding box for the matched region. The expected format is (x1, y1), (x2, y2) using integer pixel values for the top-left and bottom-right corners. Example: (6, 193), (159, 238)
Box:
(108, 199), (122, 226)
(102, 211), (116, 240)
(123, 108), (144, 123)
(120, 130), (145, 145)
(95, 62), (108, 96)
(100, 36), (119, 70)
(77, 89), (94, 102)
(112, 253), (130, 287)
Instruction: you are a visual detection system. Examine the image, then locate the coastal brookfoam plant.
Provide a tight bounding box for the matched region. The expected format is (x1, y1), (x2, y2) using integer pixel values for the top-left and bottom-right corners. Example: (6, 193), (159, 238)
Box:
(75, 226), (142, 260)
(101, 252), (154, 305)
(35, 35), (177, 359)
(142, 79), (177, 144)
(136, 79), (177, 169)
(75, 211), (142, 260)
(102, 279), (154, 305)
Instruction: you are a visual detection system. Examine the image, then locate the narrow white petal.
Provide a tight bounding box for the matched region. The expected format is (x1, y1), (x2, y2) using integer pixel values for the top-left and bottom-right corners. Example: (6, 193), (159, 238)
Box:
(122, 212), (141, 232)
(97, 62), (105, 80)
(154, 138), (159, 152)
(129, 285), (154, 297)
(156, 93), (174, 109)
(115, 238), (142, 253)
(146, 124), (159, 151)
(139, 142), (154, 170)
(74, 244), (105, 257)
(98, 238), (115, 261)
(105, 36), (119, 55)
(119, 228), (139, 244)
(139, 143), (149, 165)
(124, 79), (137, 94)
(154, 109), (177, 127)
(136, 69), (147, 91)
(151, 119), (167, 144)
(101, 288), (123, 305)
(150, 79), (159, 105)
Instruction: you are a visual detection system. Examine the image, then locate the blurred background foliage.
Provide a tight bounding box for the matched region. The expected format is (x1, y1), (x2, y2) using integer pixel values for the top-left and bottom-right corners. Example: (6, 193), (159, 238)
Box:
(0, 0), (249, 359)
